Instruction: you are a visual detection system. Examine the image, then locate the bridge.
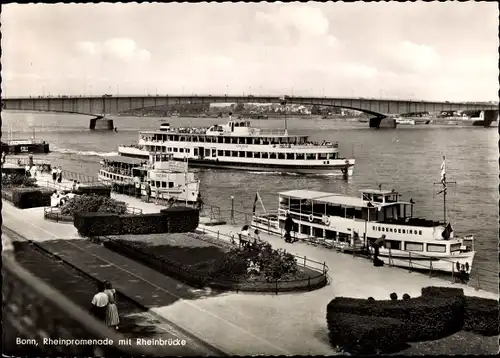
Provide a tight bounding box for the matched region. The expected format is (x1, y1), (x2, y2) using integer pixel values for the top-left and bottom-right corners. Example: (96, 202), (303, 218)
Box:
(2, 95), (498, 128)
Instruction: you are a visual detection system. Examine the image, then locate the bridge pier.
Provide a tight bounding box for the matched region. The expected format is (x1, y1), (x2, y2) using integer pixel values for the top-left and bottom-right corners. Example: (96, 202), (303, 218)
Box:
(479, 110), (499, 127)
(369, 116), (396, 129)
(89, 117), (114, 131)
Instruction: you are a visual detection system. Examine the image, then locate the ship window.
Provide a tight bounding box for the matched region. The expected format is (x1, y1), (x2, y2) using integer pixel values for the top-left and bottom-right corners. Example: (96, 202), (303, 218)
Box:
(296, 153), (305, 160)
(328, 153), (336, 159)
(231, 138), (237, 144)
(278, 153), (285, 160)
(162, 181), (167, 188)
(300, 224), (311, 236)
(405, 242), (424, 251)
(254, 152), (261, 158)
(173, 147), (178, 152)
(397, 229), (401, 233)
(419, 230), (422, 235)
(450, 243), (461, 252)
(167, 147), (172, 152)
(218, 150), (223, 156)
(231, 151), (238, 157)
(270, 153), (277, 159)
(193, 148), (198, 156)
(306, 153), (316, 160)
(224, 150), (230, 156)
(224, 137), (230, 144)
(238, 151), (245, 157)
(217, 137), (224, 144)
(155, 181), (160, 187)
(212, 150), (216, 157)
(402, 229), (406, 234)
(246, 137), (252, 144)
(409, 229), (412, 234)
(386, 240), (401, 250)
(262, 152), (269, 159)
(205, 149), (211, 157)
(318, 153), (328, 160)
(168, 182), (174, 188)
(246, 152), (252, 158)
(427, 244), (446, 253)
(179, 148), (184, 153)
(414, 231), (418, 235)
(286, 153), (294, 160)
(238, 137), (245, 144)
(372, 226), (376, 230)
(185, 148), (190, 153)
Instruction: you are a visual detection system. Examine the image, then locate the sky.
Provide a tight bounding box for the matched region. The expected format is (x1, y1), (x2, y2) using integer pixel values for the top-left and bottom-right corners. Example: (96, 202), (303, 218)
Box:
(2, 2), (499, 101)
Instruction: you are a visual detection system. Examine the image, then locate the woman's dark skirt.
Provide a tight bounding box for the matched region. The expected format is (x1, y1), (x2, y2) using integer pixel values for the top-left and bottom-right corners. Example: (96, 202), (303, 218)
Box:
(52, 173), (57, 181)
(91, 305), (107, 322)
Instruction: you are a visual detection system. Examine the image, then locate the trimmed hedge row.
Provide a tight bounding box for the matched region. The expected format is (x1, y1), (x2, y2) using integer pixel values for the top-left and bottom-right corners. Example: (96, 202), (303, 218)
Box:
(120, 214), (168, 235)
(327, 313), (407, 355)
(74, 207), (199, 236)
(463, 296), (499, 336)
(160, 206), (199, 233)
(327, 295), (464, 342)
(74, 213), (122, 236)
(75, 186), (111, 197)
(10, 188), (52, 209)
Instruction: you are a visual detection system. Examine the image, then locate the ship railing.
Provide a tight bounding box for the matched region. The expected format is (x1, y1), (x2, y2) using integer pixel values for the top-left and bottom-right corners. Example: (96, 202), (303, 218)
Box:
(385, 247), (498, 292)
(2, 243), (153, 356)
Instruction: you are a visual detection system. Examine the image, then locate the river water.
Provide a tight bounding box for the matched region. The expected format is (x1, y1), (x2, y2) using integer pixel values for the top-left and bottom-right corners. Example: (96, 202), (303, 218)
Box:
(2, 112), (498, 292)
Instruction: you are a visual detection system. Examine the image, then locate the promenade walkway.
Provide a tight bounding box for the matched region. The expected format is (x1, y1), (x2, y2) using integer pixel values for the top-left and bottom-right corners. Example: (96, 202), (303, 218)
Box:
(4, 187), (498, 355)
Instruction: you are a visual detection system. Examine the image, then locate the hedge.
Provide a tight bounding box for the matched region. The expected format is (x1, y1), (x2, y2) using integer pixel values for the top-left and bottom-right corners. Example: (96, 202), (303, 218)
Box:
(463, 296), (499, 336)
(160, 206), (199, 233)
(327, 295), (464, 341)
(120, 213), (168, 235)
(74, 212), (121, 236)
(326, 312), (407, 355)
(421, 286), (464, 298)
(75, 186), (111, 197)
(11, 188), (52, 209)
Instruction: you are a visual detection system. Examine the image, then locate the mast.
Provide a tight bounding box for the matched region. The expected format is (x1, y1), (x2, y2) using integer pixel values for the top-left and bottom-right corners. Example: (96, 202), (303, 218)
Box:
(434, 156), (456, 225)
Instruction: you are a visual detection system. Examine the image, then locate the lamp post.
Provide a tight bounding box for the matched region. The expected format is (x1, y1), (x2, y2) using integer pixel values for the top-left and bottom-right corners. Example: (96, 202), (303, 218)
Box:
(231, 195), (234, 223)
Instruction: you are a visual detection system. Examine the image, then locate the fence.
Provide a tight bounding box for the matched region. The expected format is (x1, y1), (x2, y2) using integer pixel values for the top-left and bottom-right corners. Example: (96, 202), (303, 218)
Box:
(44, 205), (143, 223)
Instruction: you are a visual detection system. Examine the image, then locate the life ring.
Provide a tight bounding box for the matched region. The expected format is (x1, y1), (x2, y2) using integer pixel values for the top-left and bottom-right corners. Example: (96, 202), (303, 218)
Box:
(465, 262), (470, 272)
(323, 216), (330, 225)
(308, 214), (314, 222)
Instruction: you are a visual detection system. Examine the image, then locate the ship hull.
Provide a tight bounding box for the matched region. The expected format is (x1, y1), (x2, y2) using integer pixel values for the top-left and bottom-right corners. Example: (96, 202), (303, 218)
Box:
(1, 142), (49, 154)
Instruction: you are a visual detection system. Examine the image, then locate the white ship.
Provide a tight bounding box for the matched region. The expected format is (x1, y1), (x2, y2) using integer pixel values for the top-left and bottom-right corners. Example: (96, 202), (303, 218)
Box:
(98, 152), (200, 204)
(118, 117), (355, 177)
(251, 158), (474, 275)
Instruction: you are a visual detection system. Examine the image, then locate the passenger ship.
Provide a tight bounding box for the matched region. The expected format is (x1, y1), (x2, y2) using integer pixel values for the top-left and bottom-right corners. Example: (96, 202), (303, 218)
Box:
(118, 118), (355, 176)
(251, 165), (475, 275)
(98, 152), (200, 203)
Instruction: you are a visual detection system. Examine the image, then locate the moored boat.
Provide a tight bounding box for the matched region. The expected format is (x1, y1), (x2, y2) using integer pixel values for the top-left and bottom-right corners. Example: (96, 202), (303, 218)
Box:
(98, 152), (200, 204)
(118, 117), (355, 177)
(251, 158), (474, 275)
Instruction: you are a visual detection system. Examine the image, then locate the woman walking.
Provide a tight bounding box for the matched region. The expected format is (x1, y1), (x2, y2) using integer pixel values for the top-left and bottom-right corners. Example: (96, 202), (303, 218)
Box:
(51, 167), (57, 184)
(103, 281), (120, 330)
(90, 282), (109, 322)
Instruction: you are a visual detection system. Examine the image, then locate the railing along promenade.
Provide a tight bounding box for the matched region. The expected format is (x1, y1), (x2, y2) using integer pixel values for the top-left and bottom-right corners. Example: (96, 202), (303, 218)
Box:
(198, 203), (498, 294)
(1, 235), (153, 356)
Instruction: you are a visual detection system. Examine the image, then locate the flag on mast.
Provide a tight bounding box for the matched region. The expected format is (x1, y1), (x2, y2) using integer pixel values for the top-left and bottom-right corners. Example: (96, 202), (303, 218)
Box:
(252, 191), (264, 214)
(440, 156), (446, 186)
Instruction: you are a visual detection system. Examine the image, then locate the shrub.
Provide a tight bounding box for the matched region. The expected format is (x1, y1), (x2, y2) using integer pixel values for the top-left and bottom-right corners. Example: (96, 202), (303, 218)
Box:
(74, 212), (121, 237)
(160, 206), (199, 233)
(390, 292), (398, 300)
(60, 195), (127, 216)
(75, 186), (111, 197)
(368, 297), (375, 301)
(326, 312), (407, 355)
(403, 293), (411, 301)
(2, 174), (37, 188)
(463, 296), (499, 336)
(120, 213), (168, 235)
(327, 295), (464, 341)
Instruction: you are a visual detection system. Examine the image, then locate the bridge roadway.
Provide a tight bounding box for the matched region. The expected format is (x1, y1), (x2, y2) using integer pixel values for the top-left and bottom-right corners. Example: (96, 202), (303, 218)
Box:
(2, 95), (498, 126)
